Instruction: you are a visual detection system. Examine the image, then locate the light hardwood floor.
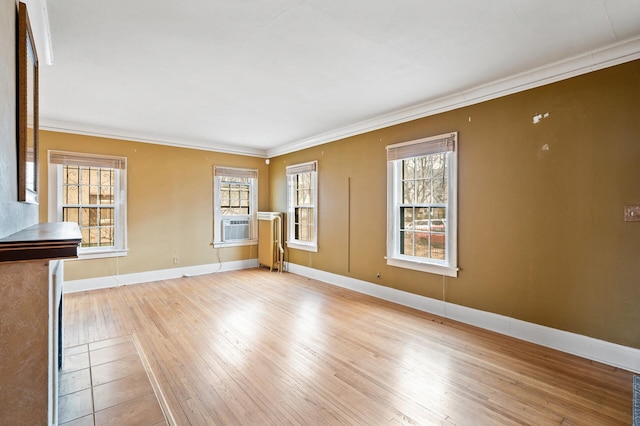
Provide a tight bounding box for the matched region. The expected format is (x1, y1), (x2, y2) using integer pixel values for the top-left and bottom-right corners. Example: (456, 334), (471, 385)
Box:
(63, 269), (634, 425)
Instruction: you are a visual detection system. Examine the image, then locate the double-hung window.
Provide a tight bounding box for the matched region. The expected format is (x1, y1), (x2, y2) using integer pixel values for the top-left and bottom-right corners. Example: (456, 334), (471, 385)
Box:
(286, 161), (318, 252)
(386, 132), (458, 277)
(213, 166), (258, 247)
(48, 151), (127, 258)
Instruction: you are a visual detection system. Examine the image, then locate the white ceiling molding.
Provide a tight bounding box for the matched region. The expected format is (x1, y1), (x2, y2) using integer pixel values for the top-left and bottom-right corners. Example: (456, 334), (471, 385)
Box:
(267, 35), (640, 158)
(39, 119), (268, 158)
(23, 0), (53, 65)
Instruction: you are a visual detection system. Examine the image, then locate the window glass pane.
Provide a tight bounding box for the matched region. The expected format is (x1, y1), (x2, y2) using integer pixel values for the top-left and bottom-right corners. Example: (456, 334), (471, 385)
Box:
(403, 158), (415, 180)
(230, 190), (240, 207)
(79, 185), (89, 204)
(415, 207), (429, 221)
(88, 227), (99, 247)
(416, 179), (429, 204)
(63, 207), (79, 223)
(88, 185), (99, 204)
(81, 168), (90, 185)
(100, 185), (113, 205)
(403, 181), (414, 204)
(88, 168), (99, 185)
(306, 208), (314, 242)
(433, 174), (447, 203)
(401, 230), (414, 256)
(66, 166), (79, 185)
(64, 184), (79, 205)
(100, 207), (114, 226)
(61, 164), (119, 249)
(287, 164), (317, 247)
(396, 152), (451, 262)
(81, 228), (90, 246)
(415, 157), (428, 179)
(401, 206), (414, 231)
(219, 180), (250, 216)
(100, 227), (114, 246)
(299, 173), (310, 188)
(100, 169), (113, 185)
(90, 208), (100, 226)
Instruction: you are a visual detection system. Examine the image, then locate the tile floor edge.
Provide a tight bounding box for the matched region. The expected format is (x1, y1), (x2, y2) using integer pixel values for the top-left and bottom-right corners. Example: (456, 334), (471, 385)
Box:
(131, 333), (177, 426)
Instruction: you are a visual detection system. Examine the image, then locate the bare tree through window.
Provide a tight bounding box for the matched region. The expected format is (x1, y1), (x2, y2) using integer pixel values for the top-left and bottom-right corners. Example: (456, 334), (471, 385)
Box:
(400, 153), (447, 260)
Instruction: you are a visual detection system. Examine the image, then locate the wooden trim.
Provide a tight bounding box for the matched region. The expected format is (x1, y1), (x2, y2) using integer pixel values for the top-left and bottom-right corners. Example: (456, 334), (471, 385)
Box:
(0, 223), (81, 263)
(17, 2), (39, 203)
(288, 262), (640, 374)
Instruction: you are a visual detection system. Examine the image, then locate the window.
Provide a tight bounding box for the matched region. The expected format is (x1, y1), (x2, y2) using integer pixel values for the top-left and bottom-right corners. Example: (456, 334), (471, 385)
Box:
(286, 161), (318, 252)
(213, 166), (258, 247)
(386, 132), (458, 277)
(48, 151), (127, 258)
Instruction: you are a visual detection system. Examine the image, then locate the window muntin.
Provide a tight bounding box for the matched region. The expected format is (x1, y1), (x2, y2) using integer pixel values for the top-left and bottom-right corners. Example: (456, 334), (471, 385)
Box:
(213, 166), (258, 247)
(292, 172), (315, 242)
(48, 151), (127, 258)
(62, 165), (116, 248)
(387, 133), (457, 277)
(286, 161), (318, 251)
(219, 177), (251, 216)
(399, 153), (448, 261)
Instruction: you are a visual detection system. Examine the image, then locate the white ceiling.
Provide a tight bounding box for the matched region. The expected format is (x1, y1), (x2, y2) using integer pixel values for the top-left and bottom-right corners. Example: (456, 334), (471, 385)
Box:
(36, 0), (640, 157)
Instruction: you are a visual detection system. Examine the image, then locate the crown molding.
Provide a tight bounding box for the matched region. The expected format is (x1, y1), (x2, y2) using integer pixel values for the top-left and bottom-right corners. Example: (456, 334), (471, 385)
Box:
(23, 0), (53, 65)
(41, 36), (640, 159)
(39, 119), (268, 158)
(267, 35), (640, 158)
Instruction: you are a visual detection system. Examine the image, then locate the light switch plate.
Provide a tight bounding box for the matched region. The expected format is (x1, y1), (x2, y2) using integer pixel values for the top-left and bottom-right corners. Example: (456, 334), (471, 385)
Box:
(624, 205), (640, 222)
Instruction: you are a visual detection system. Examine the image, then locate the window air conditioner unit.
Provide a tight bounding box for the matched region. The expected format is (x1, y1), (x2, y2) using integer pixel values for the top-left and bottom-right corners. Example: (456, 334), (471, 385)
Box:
(222, 218), (250, 241)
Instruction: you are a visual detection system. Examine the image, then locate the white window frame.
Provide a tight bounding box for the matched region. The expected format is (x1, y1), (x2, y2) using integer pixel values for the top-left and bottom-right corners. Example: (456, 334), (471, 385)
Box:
(286, 160), (318, 252)
(48, 150), (128, 259)
(386, 132), (458, 277)
(212, 166), (258, 248)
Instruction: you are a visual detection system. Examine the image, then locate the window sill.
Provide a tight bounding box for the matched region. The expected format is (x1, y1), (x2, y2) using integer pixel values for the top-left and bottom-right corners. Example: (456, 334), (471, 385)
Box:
(71, 248), (129, 260)
(287, 241), (318, 252)
(212, 239), (258, 249)
(386, 256), (458, 277)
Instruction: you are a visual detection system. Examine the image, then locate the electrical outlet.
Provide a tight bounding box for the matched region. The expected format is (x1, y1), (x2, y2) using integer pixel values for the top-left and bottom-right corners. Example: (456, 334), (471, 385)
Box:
(624, 205), (640, 222)
(173, 257), (179, 264)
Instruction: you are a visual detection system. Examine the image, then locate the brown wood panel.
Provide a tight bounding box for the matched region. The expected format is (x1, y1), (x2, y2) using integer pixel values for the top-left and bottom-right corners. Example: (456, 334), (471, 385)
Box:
(63, 269), (634, 425)
(0, 222), (81, 262)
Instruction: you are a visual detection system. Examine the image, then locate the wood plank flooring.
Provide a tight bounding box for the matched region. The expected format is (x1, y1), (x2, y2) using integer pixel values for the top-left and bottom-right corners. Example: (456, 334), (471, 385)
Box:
(63, 269), (634, 425)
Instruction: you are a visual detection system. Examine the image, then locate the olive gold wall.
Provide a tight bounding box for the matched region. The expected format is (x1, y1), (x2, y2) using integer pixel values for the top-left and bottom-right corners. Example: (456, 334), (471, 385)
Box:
(270, 59), (640, 349)
(38, 131), (269, 281)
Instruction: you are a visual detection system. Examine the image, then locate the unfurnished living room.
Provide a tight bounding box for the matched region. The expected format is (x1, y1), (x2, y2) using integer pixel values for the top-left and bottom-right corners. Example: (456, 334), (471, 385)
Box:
(1, 0), (640, 425)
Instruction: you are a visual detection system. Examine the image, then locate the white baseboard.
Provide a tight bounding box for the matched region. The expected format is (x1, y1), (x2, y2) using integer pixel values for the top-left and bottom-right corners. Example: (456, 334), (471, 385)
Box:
(64, 259), (258, 294)
(287, 263), (640, 374)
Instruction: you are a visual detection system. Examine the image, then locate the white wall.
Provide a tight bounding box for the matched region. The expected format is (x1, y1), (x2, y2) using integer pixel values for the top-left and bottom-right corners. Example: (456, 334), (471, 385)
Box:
(0, 0), (38, 238)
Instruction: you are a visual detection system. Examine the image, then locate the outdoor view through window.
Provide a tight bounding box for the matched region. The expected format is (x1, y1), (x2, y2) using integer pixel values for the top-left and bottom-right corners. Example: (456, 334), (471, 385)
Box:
(400, 152), (447, 261)
(62, 165), (115, 248)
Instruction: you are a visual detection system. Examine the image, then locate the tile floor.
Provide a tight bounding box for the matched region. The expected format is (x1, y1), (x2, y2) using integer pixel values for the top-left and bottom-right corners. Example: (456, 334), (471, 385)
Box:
(59, 335), (168, 426)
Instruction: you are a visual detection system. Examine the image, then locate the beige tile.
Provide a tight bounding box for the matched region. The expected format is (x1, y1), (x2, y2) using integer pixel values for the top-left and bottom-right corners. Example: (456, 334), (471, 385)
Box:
(89, 335), (131, 351)
(62, 352), (90, 374)
(59, 368), (92, 396)
(91, 354), (145, 386)
(60, 414), (94, 426)
(59, 389), (93, 424)
(65, 344), (89, 356)
(93, 371), (155, 412)
(94, 393), (165, 426)
(90, 341), (138, 366)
